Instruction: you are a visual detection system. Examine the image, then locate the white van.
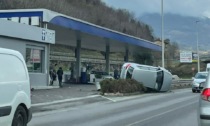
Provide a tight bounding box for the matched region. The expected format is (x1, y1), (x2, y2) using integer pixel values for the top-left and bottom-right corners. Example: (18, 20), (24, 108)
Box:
(0, 48), (32, 126)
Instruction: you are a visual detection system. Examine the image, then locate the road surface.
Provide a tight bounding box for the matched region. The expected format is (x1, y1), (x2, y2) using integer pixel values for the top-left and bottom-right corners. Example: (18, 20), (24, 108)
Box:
(29, 89), (199, 126)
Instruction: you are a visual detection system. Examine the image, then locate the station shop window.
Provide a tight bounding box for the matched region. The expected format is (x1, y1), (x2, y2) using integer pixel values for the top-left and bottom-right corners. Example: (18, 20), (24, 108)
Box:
(26, 46), (44, 73)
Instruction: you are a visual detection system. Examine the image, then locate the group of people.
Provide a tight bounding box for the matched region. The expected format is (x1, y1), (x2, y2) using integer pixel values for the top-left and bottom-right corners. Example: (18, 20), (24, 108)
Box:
(49, 64), (63, 88)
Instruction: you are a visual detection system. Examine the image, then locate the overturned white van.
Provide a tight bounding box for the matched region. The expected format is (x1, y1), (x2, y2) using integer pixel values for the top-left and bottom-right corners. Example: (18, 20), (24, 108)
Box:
(120, 63), (172, 92)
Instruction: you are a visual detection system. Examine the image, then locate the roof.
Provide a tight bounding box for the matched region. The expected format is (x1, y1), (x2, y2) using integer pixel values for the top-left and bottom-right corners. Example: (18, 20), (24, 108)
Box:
(0, 9), (161, 51)
(0, 19), (55, 44)
(0, 47), (24, 61)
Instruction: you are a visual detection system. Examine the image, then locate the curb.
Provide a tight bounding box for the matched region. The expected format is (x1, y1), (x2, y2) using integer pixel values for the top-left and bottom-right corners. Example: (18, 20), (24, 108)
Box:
(32, 95), (101, 107)
(31, 86), (59, 90)
(103, 92), (143, 97)
(102, 84), (191, 96)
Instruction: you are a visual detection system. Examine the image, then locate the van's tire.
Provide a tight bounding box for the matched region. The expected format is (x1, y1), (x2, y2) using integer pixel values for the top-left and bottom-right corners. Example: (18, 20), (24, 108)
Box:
(12, 106), (27, 126)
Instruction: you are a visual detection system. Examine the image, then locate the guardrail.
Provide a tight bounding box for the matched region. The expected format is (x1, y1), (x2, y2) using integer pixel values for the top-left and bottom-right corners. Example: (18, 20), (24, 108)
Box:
(171, 79), (192, 89)
(172, 79), (192, 84)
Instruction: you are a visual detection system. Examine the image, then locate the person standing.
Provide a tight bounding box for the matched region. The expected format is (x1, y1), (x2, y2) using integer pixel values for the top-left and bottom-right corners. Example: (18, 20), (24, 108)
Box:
(49, 64), (57, 86)
(49, 68), (53, 85)
(50, 69), (56, 85)
(114, 68), (119, 79)
(57, 67), (63, 88)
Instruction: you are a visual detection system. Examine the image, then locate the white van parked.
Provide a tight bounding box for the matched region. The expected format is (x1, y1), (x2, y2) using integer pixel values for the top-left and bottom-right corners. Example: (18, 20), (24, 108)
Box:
(0, 48), (32, 126)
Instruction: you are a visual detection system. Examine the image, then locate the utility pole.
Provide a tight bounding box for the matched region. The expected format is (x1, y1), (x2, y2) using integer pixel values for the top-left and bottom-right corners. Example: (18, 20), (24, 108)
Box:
(161, 0), (165, 68)
(196, 21), (200, 72)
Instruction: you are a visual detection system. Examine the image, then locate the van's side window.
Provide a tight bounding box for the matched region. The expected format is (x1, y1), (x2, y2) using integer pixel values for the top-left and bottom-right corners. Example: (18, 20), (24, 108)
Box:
(0, 54), (27, 82)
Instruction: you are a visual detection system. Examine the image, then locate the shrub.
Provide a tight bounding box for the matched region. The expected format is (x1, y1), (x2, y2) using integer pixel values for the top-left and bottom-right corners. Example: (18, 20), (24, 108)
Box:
(100, 79), (145, 94)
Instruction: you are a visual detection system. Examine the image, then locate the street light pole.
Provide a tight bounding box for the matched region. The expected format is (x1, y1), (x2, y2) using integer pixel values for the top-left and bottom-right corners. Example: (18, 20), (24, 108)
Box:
(196, 21), (200, 72)
(161, 0), (165, 68)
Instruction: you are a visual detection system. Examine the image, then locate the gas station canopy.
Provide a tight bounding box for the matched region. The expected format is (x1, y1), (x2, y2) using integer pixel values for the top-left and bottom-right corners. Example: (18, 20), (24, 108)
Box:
(0, 9), (161, 53)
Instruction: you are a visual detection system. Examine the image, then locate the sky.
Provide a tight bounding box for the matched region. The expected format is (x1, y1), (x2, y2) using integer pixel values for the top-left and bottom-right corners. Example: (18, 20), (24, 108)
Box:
(102, 0), (210, 18)
(102, 0), (210, 51)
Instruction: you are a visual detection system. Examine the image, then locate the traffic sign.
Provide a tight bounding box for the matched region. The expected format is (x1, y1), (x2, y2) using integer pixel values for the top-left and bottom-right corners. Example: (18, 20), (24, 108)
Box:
(180, 51), (192, 63)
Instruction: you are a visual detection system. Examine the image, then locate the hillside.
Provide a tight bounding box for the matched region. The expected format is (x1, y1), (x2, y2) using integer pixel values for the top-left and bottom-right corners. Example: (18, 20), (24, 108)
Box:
(0, 0), (154, 41)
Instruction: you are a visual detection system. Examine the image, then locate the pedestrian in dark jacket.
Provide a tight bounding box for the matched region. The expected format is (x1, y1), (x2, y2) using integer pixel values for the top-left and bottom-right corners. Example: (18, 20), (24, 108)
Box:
(49, 64), (57, 86)
(114, 69), (119, 79)
(50, 69), (56, 85)
(57, 67), (63, 88)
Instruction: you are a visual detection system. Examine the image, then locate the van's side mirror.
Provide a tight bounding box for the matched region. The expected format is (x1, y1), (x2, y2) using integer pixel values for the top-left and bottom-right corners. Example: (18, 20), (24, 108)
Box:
(192, 77), (195, 80)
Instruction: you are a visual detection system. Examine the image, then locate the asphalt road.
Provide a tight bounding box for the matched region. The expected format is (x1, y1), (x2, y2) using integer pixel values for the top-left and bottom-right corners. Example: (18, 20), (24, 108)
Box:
(28, 89), (199, 126)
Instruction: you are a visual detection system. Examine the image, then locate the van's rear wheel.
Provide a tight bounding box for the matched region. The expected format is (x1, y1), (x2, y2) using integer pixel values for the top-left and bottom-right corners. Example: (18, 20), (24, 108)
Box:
(12, 106), (27, 126)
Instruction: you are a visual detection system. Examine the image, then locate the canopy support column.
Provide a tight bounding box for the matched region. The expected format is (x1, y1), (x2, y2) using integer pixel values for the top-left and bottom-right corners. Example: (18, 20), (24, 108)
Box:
(105, 41), (110, 74)
(124, 48), (129, 62)
(76, 39), (81, 83)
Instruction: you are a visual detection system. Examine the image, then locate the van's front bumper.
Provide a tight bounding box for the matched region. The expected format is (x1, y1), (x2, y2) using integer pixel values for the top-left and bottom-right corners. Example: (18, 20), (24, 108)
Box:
(28, 107), (32, 123)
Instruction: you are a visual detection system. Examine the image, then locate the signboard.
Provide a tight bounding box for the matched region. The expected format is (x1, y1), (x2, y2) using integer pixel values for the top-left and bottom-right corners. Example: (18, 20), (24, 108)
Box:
(30, 49), (40, 63)
(180, 51), (192, 63)
(42, 29), (55, 42)
(192, 53), (198, 62)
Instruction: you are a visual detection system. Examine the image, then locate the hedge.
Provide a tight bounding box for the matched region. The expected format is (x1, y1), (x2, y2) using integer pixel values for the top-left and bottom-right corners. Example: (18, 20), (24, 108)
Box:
(100, 79), (146, 94)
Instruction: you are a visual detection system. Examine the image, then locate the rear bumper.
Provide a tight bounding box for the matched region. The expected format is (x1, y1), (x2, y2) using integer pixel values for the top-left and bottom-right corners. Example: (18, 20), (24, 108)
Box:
(200, 119), (210, 126)
(28, 107), (32, 123)
(201, 115), (210, 120)
(192, 87), (201, 91)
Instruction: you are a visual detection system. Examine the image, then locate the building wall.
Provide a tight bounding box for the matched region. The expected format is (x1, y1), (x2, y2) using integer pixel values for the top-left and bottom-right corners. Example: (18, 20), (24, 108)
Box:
(0, 36), (26, 57)
(0, 36), (49, 87)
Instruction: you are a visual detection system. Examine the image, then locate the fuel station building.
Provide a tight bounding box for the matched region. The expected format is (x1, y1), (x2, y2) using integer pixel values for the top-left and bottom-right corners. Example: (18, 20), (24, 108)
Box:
(0, 9), (161, 88)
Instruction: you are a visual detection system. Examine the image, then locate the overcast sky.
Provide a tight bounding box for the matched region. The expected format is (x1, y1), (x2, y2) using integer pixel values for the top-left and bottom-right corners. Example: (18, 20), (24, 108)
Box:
(102, 0), (210, 18)
(102, 0), (210, 51)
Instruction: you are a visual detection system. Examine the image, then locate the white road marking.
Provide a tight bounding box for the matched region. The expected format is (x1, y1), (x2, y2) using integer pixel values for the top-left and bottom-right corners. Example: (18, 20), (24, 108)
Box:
(126, 101), (197, 126)
(33, 107), (79, 117)
(101, 96), (117, 102)
(32, 95), (101, 107)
